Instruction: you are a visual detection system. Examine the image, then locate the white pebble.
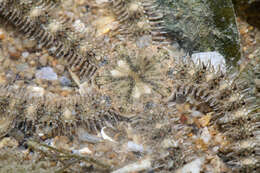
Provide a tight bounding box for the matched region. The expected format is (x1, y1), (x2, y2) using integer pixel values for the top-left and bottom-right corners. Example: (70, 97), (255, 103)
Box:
(77, 128), (103, 143)
(73, 147), (92, 155)
(27, 86), (45, 97)
(22, 52), (29, 58)
(176, 157), (205, 173)
(201, 127), (211, 144)
(73, 20), (86, 33)
(127, 141), (144, 152)
(112, 159), (151, 173)
(191, 51), (226, 72)
(96, 0), (109, 4)
(36, 67), (58, 81)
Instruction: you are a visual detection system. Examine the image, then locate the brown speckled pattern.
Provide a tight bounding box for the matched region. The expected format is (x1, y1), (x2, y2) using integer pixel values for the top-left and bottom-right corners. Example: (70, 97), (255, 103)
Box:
(0, 0), (259, 172)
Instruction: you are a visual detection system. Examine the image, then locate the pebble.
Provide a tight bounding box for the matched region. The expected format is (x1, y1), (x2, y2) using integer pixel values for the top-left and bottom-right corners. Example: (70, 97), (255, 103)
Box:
(55, 64), (65, 74)
(0, 74), (6, 84)
(22, 52), (29, 58)
(161, 139), (178, 148)
(8, 46), (21, 60)
(24, 69), (35, 80)
(39, 54), (49, 66)
(59, 76), (71, 86)
(35, 67), (58, 81)
(77, 128), (103, 143)
(22, 39), (36, 49)
(73, 19), (87, 33)
(60, 89), (73, 97)
(0, 137), (19, 149)
(198, 114), (211, 127)
(27, 86), (45, 97)
(53, 136), (72, 151)
(200, 127), (211, 144)
(0, 28), (5, 40)
(127, 141), (144, 153)
(112, 159), (152, 173)
(73, 147), (92, 155)
(28, 60), (37, 66)
(96, 0), (109, 4)
(175, 157), (205, 173)
(255, 79), (260, 89)
(16, 63), (29, 72)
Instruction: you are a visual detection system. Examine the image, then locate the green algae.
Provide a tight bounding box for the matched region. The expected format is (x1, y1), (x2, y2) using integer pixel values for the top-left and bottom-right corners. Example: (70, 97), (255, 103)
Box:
(154, 0), (241, 65)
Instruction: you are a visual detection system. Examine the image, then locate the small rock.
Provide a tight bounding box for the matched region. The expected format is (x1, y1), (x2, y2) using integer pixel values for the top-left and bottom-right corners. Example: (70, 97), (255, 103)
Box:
(23, 39), (36, 49)
(0, 137), (19, 148)
(198, 114), (211, 127)
(96, 0), (109, 4)
(8, 46), (21, 60)
(0, 75), (6, 84)
(176, 157), (205, 173)
(16, 63), (29, 72)
(0, 28), (5, 40)
(201, 127), (211, 144)
(60, 89), (72, 97)
(24, 68), (35, 80)
(73, 147), (92, 155)
(161, 139), (178, 148)
(255, 79), (260, 89)
(53, 136), (71, 151)
(39, 54), (48, 66)
(73, 20), (87, 33)
(77, 128), (103, 143)
(56, 64), (65, 74)
(36, 67), (58, 81)
(22, 52), (29, 58)
(112, 159), (151, 173)
(127, 141), (144, 152)
(27, 86), (45, 97)
(59, 76), (71, 86)
(248, 53), (255, 59)
(28, 60), (37, 66)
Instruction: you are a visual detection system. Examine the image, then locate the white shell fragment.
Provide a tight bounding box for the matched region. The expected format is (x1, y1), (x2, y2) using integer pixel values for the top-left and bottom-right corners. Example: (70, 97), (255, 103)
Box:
(112, 159), (152, 173)
(127, 141), (144, 152)
(77, 128), (103, 143)
(35, 67), (58, 81)
(72, 147), (92, 155)
(176, 157), (205, 173)
(27, 86), (45, 97)
(201, 127), (211, 144)
(101, 127), (117, 143)
(191, 52), (226, 72)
